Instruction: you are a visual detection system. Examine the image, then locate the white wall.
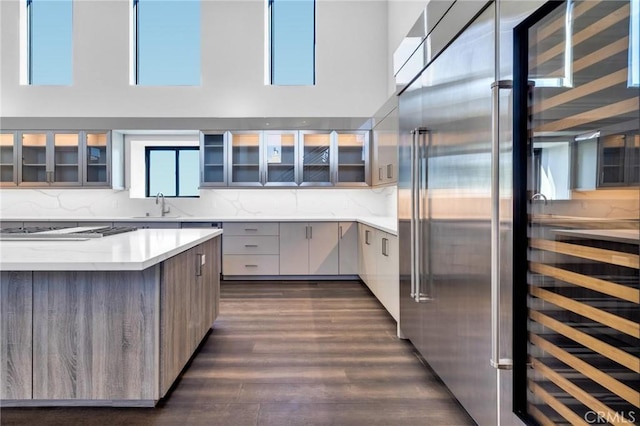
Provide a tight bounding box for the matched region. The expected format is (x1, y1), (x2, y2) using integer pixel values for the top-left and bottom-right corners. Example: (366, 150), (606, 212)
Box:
(387, 0), (428, 95)
(0, 0), (388, 119)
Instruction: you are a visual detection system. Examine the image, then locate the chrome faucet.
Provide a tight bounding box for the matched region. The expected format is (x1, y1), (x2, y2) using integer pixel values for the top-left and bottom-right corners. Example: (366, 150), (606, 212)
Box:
(155, 192), (170, 216)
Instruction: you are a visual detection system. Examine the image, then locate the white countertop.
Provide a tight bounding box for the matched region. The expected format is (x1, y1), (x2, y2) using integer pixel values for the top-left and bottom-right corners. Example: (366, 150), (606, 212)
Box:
(2, 216), (398, 235)
(0, 228), (223, 271)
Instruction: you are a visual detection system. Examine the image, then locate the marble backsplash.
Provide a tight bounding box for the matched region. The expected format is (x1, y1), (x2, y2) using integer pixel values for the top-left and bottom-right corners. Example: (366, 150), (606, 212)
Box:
(0, 187), (397, 220)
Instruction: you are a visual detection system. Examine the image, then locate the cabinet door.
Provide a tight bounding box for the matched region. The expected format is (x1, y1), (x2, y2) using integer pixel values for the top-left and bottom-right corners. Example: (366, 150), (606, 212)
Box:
(338, 221), (358, 275)
(19, 132), (48, 185)
(377, 232), (399, 321)
(201, 132), (226, 186)
(300, 132), (332, 186)
(378, 107), (398, 184)
(265, 131), (298, 186)
(229, 132), (263, 186)
(279, 222), (309, 275)
(18, 132), (82, 186)
(223, 222), (279, 236)
(358, 224), (377, 290)
(335, 132), (368, 186)
(160, 248), (194, 395)
(0, 132), (17, 186)
(1, 272), (32, 399)
(198, 237), (220, 334)
(372, 107), (398, 186)
(51, 132), (81, 186)
(83, 131), (110, 186)
(308, 222), (339, 275)
(33, 268), (158, 400)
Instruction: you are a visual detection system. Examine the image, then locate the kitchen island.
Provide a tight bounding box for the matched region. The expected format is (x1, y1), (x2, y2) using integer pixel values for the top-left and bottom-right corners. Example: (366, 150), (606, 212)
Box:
(0, 228), (222, 407)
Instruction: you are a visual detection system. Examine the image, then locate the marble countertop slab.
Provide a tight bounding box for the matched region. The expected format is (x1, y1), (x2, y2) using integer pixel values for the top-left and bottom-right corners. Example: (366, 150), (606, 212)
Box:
(0, 228), (223, 271)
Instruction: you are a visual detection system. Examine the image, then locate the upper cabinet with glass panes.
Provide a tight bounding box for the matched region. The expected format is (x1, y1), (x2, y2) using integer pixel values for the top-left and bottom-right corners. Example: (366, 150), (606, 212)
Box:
(200, 132), (227, 187)
(300, 131), (332, 186)
(335, 131), (369, 186)
(0, 131), (111, 187)
(0, 133), (17, 187)
(203, 129), (369, 187)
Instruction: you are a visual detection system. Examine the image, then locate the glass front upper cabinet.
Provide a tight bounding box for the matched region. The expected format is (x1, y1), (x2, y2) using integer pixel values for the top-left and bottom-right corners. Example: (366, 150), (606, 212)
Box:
(264, 131), (297, 186)
(0, 133), (17, 186)
(19, 132), (49, 184)
(300, 131), (332, 186)
(335, 131), (369, 186)
(229, 132), (263, 186)
(84, 132), (110, 186)
(53, 132), (80, 184)
(17, 131), (108, 187)
(200, 132), (227, 187)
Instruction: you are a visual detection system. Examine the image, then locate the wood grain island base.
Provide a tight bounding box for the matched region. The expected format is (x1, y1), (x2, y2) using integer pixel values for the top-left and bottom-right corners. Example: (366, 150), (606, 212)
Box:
(0, 229), (222, 407)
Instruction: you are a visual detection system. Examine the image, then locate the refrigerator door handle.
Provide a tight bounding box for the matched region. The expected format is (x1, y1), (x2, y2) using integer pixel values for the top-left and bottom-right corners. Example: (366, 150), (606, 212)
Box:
(410, 128), (419, 300)
(412, 127), (431, 303)
(490, 79), (513, 370)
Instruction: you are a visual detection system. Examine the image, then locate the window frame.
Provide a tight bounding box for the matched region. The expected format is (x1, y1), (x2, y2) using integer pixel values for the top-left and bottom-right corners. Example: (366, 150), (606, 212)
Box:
(132, 0), (201, 86)
(26, 0), (73, 85)
(267, 0), (316, 86)
(145, 146), (200, 198)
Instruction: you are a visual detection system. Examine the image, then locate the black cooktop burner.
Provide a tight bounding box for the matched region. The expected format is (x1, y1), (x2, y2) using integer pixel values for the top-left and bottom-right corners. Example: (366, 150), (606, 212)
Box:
(0, 226), (66, 234)
(0, 225), (138, 238)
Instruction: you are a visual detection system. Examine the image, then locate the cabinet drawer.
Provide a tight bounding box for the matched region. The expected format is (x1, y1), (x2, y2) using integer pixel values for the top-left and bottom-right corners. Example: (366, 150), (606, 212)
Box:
(223, 222), (279, 236)
(223, 255), (279, 276)
(223, 236), (279, 255)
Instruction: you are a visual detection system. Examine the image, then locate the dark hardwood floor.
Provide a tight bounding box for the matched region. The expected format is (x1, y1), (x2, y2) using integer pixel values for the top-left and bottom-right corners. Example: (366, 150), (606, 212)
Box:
(1, 280), (475, 426)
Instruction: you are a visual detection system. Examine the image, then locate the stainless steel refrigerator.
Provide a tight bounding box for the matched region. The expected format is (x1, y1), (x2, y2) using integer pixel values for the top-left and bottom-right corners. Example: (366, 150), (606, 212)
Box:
(397, 1), (545, 425)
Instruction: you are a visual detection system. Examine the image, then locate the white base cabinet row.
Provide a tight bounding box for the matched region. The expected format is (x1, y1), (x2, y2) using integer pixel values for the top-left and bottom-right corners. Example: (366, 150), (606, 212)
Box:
(221, 221), (358, 277)
(221, 221), (398, 323)
(358, 223), (399, 321)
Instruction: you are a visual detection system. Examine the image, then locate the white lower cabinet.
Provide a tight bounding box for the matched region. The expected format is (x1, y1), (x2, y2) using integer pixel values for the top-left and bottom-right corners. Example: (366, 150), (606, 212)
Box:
(222, 222), (360, 277)
(358, 224), (376, 285)
(222, 222), (280, 276)
(358, 223), (398, 321)
(279, 223), (309, 275)
(222, 255), (279, 276)
(280, 222), (339, 275)
(338, 222), (358, 275)
(377, 232), (399, 321)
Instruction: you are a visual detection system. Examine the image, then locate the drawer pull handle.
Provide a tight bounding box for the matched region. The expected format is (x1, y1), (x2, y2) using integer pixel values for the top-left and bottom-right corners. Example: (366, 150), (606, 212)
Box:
(245, 228), (258, 231)
(244, 244), (258, 247)
(245, 264), (258, 268)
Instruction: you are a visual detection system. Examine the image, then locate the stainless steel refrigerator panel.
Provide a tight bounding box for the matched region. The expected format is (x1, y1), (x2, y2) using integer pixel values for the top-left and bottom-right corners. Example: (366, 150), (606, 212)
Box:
(398, 74), (424, 351)
(398, 2), (549, 425)
(421, 6), (496, 426)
